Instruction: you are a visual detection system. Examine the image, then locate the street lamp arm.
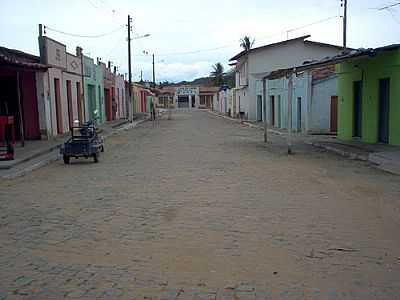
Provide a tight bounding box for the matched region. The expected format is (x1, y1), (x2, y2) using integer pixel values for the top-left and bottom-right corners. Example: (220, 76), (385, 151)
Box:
(132, 33), (150, 40)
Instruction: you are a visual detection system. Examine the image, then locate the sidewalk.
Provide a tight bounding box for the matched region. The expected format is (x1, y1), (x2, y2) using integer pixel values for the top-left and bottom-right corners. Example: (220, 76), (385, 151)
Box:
(310, 138), (400, 175)
(0, 115), (147, 179)
(208, 110), (400, 175)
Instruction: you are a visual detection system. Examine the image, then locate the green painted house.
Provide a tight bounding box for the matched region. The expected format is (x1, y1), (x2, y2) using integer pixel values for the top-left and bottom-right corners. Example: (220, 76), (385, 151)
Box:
(83, 56), (105, 124)
(336, 45), (400, 145)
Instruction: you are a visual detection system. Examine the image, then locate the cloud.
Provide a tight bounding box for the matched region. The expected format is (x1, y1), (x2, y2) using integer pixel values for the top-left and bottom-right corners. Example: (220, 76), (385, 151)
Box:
(137, 61), (215, 83)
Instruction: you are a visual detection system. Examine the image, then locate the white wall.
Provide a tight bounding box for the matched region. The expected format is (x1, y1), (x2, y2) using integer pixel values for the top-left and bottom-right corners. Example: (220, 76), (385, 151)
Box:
(310, 76), (337, 133)
(35, 71), (51, 138)
(43, 38), (67, 68)
(63, 72), (81, 123)
(115, 75), (126, 119)
(242, 40), (342, 120)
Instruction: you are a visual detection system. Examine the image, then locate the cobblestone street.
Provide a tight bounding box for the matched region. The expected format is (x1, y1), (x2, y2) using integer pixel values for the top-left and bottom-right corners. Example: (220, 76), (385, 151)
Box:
(1, 110), (400, 299)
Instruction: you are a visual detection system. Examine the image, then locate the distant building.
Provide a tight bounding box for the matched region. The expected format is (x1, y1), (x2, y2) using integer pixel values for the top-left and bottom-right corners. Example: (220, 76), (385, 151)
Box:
(132, 83), (155, 113)
(169, 85), (218, 109)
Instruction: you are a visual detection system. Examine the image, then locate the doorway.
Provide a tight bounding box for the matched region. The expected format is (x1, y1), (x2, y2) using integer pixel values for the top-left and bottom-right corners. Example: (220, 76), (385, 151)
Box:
(54, 78), (63, 134)
(297, 97), (302, 132)
(191, 95), (196, 108)
(353, 81), (362, 138)
(104, 88), (112, 121)
(330, 96), (338, 133)
(257, 95), (262, 121)
(66, 80), (73, 130)
(76, 82), (83, 123)
(378, 78), (390, 144)
(178, 96), (189, 108)
(87, 85), (96, 121)
(277, 95), (281, 127)
(270, 96), (275, 126)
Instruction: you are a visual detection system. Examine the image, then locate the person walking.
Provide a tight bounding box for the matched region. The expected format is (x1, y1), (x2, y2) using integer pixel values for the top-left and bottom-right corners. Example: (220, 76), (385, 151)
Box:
(150, 99), (156, 121)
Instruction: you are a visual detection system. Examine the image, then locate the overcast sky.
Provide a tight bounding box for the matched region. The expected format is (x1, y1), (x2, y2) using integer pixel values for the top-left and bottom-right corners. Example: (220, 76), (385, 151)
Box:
(1, 0), (399, 82)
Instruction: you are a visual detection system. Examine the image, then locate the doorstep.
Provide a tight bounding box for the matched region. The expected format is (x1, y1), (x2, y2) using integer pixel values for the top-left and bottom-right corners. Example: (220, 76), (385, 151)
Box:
(310, 138), (400, 175)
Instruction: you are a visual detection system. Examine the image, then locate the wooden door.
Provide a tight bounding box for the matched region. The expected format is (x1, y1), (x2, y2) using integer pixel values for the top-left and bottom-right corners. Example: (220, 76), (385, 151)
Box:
(76, 82), (83, 123)
(54, 78), (63, 134)
(270, 96), (275, 126)
(257, 95), (262, 122)
(66, 80), (73, 130)
(330, 96), (338, 133)
(378, 78), (390, 144)
(297, 97), (302, 132)
(353, 81), (362, 138)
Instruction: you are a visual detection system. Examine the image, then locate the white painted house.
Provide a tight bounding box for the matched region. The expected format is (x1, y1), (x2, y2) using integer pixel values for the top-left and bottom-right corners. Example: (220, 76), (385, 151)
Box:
(229, 35), (343, 121)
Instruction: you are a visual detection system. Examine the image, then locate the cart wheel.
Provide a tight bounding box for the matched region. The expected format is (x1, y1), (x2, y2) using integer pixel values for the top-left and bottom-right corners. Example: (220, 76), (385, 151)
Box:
(101, 145), (104, 152)
(93, 152), (99, 163)
(63, 155), (70, 164)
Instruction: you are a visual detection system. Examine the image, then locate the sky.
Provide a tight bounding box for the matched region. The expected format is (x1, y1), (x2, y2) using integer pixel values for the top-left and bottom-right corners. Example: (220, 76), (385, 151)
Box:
(1, 0), (400, 82)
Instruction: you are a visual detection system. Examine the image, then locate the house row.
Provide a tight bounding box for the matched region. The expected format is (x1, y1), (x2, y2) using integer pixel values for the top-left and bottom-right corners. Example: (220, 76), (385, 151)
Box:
(222, 35), (400, 145)
(0, 31), (130, 143)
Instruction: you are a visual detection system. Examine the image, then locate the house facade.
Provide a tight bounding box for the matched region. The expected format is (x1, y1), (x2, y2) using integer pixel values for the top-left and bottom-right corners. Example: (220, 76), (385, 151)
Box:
(175, 86), (199, 108)
(155, 86), (175, 109)
(216, 86), (232, 115)
(83, 56), (105, 123)
(267, 65), (338, 133)
(0, 46), (48, 140)
(39, 36), (84, 135)
(101, 62), (116, 121)
(132, 83), (155, 113)
(229, 35), (343, 121)
(199, 86), (218, 110)
(114, 73), (126, 119)
(337, 46), (400, 145)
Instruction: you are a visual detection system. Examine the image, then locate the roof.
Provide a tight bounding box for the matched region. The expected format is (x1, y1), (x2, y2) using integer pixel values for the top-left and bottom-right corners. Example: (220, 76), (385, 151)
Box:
(265, 43), (400, 80)
(199, 86), (219, 93)
(229, 36), (345, 62)
(0, 46), (48, 70)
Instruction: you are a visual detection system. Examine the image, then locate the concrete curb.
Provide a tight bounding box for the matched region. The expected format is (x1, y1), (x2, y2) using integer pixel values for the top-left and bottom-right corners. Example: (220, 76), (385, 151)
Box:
(1, 151), (59, 180)
(207, 110), (284, 136)
(311, 142), (369, 161)
(0, 143), (62, 170)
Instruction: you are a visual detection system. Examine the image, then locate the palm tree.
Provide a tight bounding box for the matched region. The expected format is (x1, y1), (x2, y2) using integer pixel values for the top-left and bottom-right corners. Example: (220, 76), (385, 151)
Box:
(210, 62), (225, 86)
(240, 36), (255, 52)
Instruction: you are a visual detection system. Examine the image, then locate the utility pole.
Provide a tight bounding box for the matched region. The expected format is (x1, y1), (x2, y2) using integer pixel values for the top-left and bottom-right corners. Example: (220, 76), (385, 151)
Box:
(287, 70), (294, 155)
(140, 70), (143, 82)
(342, 0), (348, 50)
(152, 54), (155, 88)
(127, 15), (133, 122)
(262, 77), (268, 143)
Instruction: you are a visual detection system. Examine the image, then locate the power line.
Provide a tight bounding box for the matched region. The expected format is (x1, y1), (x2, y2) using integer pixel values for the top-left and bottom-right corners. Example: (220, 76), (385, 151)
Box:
(387, 7), (400, 23)
(377, 2), (400, 10)
(134, 15), (340, 58)
(44, 25), (124, 38)
(286, 15), (339, 35)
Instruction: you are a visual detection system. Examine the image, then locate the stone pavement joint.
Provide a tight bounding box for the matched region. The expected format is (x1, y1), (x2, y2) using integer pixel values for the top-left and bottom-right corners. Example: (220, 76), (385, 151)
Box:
(0, 110), (399, 299)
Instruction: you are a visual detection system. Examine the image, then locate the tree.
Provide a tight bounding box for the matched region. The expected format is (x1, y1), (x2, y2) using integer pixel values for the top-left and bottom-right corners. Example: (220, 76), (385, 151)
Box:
(240, 36), (255, 52)
(210, 62), (225, 86)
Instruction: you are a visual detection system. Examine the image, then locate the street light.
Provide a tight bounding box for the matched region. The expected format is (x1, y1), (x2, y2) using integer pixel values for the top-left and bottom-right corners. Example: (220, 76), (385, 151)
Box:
(133, 33), (150, 40)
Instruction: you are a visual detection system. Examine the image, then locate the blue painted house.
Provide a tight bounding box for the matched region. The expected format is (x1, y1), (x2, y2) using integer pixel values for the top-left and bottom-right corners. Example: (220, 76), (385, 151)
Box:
(266, 65), (338, 134)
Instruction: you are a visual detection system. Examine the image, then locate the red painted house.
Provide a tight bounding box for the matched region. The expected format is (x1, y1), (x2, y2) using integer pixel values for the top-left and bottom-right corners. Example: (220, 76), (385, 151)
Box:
(0, 46), (48, 141)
